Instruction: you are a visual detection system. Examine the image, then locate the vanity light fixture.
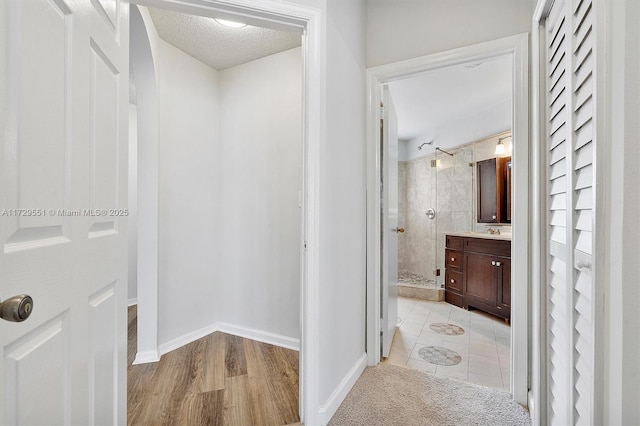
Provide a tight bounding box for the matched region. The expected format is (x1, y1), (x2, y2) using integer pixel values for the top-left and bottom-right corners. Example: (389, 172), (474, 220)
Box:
(214, 18), (247, 28)
(494, 136), (509, 156)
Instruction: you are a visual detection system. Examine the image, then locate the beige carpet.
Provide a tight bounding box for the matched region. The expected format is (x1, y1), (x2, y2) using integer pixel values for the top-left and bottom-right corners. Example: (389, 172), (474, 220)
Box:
(329, 364), (531, 426)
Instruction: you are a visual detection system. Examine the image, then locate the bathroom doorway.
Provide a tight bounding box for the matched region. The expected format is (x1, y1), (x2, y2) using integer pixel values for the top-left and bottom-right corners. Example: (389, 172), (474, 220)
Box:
(367, 34), (530, 404)
(392, 55), (512, 300)
(391, 123), (513, 391)
(388, 54), (514, 389)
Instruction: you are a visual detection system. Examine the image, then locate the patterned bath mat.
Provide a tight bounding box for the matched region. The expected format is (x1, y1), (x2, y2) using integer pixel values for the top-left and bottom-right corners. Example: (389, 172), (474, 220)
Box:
(429, 322), (465, 336)
(418, 346), (462, 366)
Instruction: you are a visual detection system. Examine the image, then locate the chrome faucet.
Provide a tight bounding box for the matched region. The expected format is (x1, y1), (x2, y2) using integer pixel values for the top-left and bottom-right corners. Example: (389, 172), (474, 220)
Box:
(486, 227), (500, 235)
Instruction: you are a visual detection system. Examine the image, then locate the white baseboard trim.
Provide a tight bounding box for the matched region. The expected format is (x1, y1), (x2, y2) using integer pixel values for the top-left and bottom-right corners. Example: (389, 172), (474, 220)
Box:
(216, 322), (300, 351)
(127, 298), (138, 307)
(318, 353), (367, 425)
(133, 349), (160, 365)
(155, 322), (300, 358)
(158, 323), (219, 357)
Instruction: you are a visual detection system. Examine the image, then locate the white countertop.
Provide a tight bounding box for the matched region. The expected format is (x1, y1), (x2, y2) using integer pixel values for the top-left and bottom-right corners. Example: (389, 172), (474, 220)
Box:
(446, 231), (512, 241)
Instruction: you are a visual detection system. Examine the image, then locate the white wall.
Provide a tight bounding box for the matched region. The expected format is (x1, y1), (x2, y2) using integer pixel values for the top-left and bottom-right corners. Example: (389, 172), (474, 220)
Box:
(135, 7), (304, 351)
(400, 98), (512, 162)
(218, 47), (302, 342)
(366, 0), (535, 67)
(319, 0), (367, 417)
(155, 38), (223, 344)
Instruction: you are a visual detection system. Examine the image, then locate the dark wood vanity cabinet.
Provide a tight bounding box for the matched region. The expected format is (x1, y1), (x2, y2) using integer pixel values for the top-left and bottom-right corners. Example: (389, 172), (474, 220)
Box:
(445, 235), (511, 321)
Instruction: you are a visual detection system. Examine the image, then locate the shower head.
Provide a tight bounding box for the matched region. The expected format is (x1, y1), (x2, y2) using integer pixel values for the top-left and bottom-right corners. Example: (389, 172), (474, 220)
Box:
(417, 140), (434, 151)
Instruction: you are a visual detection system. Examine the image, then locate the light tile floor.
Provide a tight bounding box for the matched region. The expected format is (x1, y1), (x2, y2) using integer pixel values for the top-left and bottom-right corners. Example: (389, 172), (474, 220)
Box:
(385, 297), (511, 392)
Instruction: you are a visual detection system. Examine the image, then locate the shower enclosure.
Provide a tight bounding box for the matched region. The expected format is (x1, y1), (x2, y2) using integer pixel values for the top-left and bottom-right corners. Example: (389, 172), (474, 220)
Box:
(397, 143), (475, 297)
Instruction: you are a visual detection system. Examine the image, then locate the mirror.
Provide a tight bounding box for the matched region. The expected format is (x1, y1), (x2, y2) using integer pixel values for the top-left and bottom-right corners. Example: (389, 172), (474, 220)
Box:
(477, 155), (511, 223)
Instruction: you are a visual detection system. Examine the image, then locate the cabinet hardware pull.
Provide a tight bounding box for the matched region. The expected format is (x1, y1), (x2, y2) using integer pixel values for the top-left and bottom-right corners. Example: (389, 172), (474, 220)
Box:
(450, 279), (455, 283)
(450, 257), (455, 262)
(491, 261), (496, 266)
(496, 261), (502, 267)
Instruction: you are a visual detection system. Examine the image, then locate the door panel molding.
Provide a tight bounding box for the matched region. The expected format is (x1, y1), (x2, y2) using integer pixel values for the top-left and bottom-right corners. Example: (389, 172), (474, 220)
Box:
(3, 0), (71, 250)
(4, 312), (70, 425)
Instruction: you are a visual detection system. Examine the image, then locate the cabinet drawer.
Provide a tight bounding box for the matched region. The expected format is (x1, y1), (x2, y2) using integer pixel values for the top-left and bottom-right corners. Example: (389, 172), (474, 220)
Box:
(445, 249), (462, 270)
(445, 235), (463, 250)
(463, 237), (511, 257)
(445, 269), (463, 294)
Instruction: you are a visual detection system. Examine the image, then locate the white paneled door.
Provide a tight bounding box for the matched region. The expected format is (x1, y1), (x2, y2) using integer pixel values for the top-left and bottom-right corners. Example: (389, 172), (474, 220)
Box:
(0, 0), (129, 424)
(544, 0), (596, 423)
(381, 86), (399, 358)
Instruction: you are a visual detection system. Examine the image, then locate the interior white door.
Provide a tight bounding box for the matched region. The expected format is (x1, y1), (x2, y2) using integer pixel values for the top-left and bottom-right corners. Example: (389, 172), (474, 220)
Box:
(0, 0), (129, 424)
(381, 86), (399, 358)
(543, 0), (596, 423)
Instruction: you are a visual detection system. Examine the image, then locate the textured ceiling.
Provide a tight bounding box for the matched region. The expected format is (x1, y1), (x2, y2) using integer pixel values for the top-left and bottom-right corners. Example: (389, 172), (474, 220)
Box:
(147, 7), (301, 70)
(388, 55), (512, 142)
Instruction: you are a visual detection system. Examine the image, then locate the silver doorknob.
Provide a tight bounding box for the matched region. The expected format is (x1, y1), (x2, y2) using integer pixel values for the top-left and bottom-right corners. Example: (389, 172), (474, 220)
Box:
(0, 294), (34, 322)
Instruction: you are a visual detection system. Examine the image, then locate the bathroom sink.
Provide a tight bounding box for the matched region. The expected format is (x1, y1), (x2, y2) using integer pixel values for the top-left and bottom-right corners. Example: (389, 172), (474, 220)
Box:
(447, 231), (512, 240)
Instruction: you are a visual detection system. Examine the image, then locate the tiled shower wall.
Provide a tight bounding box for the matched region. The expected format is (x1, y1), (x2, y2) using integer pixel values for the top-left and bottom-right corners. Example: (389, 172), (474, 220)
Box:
(398, 145), (475, 285)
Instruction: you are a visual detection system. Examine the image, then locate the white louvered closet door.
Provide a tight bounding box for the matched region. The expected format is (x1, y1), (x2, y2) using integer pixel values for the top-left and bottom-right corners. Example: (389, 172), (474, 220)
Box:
(545, 0), (596, 424)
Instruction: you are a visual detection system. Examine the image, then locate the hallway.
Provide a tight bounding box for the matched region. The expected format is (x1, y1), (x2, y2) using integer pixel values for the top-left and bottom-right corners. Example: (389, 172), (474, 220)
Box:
(127, 306), (300, 425)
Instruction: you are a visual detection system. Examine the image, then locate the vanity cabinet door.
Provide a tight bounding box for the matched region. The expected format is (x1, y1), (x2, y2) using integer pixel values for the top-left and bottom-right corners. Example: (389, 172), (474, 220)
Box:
(496, 256), (511, 314)
(463, 252), (496, 303)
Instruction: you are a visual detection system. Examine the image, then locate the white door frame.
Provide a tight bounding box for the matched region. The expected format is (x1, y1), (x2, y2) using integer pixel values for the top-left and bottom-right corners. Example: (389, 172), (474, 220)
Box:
(132, 0), (325, 423)
(531, 2), (553, 423)
(130, 4), (160, 365)
(365, 33), (530, 406)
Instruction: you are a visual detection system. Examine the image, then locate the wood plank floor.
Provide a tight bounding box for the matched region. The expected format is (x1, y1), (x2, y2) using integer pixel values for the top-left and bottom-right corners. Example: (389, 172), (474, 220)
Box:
(128, 305), (301, 425)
